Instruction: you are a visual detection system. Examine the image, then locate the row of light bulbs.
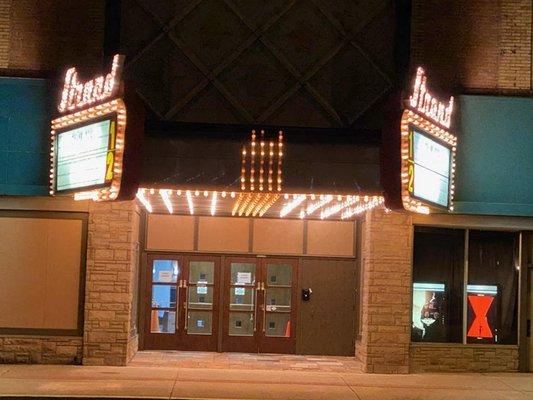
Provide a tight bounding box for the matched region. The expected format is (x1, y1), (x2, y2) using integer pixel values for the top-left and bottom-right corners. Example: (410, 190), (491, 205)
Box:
(136, 188), (385, 220)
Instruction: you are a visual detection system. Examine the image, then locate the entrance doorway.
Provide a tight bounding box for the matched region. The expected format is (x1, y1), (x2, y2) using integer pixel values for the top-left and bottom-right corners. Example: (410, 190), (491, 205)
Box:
(144, 254), (220, 351)
(143, 253), (297, 354)
(222, 257), (297, 353)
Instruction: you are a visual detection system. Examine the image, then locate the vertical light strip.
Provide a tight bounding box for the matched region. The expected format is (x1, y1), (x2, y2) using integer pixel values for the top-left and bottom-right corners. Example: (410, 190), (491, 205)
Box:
(250, 130), (256, 191)
(277, 130), (283, 191)
(210, 191), (218, 216)
(240, 146), (247, 191)
(259, 130), (265, 191)
(160, 189), (173, 214)
(186, 190), (194, 215)
(268, 141), (274, 191)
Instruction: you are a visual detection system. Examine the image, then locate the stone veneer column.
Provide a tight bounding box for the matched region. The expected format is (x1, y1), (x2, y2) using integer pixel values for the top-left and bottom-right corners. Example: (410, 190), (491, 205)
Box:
(83, 201), (140, 366)
(356, 208), (413, 373)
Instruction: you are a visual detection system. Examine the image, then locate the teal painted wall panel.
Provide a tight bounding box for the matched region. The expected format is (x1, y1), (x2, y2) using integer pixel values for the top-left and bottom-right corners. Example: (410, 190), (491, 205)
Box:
(455, 95), (533, 217)
(0, 77), (52, 195)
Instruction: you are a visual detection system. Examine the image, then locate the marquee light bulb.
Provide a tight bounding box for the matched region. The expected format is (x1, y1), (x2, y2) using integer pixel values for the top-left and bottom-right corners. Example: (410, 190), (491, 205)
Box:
(186, 191), (194, 215)
(136, 189), (153, 213)
(210, 191), (218, 216)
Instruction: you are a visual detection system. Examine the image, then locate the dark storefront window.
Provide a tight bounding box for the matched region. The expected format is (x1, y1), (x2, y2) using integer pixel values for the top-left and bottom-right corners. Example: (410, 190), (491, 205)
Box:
(412, 227), (464, 343)
(412, 227), (520, 345)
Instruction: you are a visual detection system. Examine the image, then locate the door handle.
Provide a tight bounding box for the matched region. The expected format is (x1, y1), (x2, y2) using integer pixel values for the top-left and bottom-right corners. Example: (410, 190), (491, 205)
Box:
(253, 282), (259, 332)
(184, 282), (189, 331)
(261, 282), (267, 333)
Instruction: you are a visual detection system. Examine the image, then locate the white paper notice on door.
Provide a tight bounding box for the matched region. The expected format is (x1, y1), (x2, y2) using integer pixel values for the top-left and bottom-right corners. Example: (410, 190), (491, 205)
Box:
(197, 285), (208, 295)
(236, 272), (252, 284)
(158, 271), (173, 282)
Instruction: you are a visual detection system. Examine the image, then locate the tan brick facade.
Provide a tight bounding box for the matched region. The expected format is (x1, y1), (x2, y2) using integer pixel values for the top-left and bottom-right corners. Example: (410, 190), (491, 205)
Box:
(0, 0), (11, 68)
(411, 0), (532, 92)
(498, 0), (532, 90)
(83, 201), (140, 366)
(0, 0), (104, 71)
(410, 344), (519, 372)
(356, 209), (413, 373)
(0, 336), (82, 364)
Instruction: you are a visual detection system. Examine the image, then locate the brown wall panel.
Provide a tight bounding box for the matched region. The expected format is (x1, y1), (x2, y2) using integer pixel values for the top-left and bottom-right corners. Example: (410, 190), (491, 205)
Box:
(198, 217), (248, 253)
(146, 214), (195, 251)
(0, 217), (82, 329)
(307, 220), (354, 257)
(297, 258), (356, 356)
(44, 220), (82, 329)
(253, 219), (303, 255)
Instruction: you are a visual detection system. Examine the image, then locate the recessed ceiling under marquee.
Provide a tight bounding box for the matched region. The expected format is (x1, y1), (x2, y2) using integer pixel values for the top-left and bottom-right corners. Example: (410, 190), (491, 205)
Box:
(120, 0), (395, 129)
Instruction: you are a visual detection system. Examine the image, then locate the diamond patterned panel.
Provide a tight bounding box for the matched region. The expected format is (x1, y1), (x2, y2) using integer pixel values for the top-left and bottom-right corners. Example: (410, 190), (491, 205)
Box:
(173, 83), (242, 124)
(172, 0), (251, 70)
(139, 0), (193, 24)
(120, 0), (161, 62)
(127, 37), (205, 116)
(121, 0), (396, 129)
(218, 41), (294, 120)
(355, 3), (396, 79)
(266, 88), (333, 128)
(318, 0), (390, 34)
(230, 0), (290, 30)
(310, 45), (390, 126)
(265, 1), (342, 74)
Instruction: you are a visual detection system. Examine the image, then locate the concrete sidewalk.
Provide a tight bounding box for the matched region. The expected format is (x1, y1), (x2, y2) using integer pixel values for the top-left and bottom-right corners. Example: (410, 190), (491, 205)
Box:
(0, 364), (531, 399)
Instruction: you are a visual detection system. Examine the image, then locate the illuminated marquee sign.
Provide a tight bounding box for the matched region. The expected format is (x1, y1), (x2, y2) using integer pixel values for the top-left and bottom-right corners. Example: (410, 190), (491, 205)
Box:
(55, 117), (117, 193)
(399, 67), (457, 214)
(409, 67), (454, 129)
(58, 54), (122, 113)
(50, 55), (129, 201)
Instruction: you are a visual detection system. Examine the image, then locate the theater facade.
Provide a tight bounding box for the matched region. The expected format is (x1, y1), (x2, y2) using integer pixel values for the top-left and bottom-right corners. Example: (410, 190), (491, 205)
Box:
(0, 50), (532, 374)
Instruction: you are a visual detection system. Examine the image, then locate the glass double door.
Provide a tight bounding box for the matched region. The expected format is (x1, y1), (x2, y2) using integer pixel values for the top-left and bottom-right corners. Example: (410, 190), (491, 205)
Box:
(144, 254), (297, 354)
(222, 257), (297, 354)
(144, 254), (220, 351)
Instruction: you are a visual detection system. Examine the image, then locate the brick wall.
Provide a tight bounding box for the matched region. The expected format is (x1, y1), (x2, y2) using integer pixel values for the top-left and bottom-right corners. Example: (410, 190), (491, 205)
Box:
(0, 336), (82, 364)
(410, 344), (519, 372)
(411, 0), (532, 92)
(0, 0), (10, 68)
(355, 208), (413, 373)
(3, 0), (105, 71)
(498, 0), (532, 90)
(83, 201), (140, 366)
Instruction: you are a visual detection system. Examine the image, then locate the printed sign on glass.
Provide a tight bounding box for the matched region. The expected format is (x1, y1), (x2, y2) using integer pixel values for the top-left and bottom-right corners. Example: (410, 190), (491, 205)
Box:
(408, 128), (452, 208)
(411, 282), (447, 342)
(55, 117), (116, 192)
(466, 284), (498, 344)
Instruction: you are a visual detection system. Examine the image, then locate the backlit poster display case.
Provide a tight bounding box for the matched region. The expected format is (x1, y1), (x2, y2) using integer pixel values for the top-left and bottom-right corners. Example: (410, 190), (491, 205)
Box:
(411, 282), (447, 342)
(466, 284), (499, 344)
